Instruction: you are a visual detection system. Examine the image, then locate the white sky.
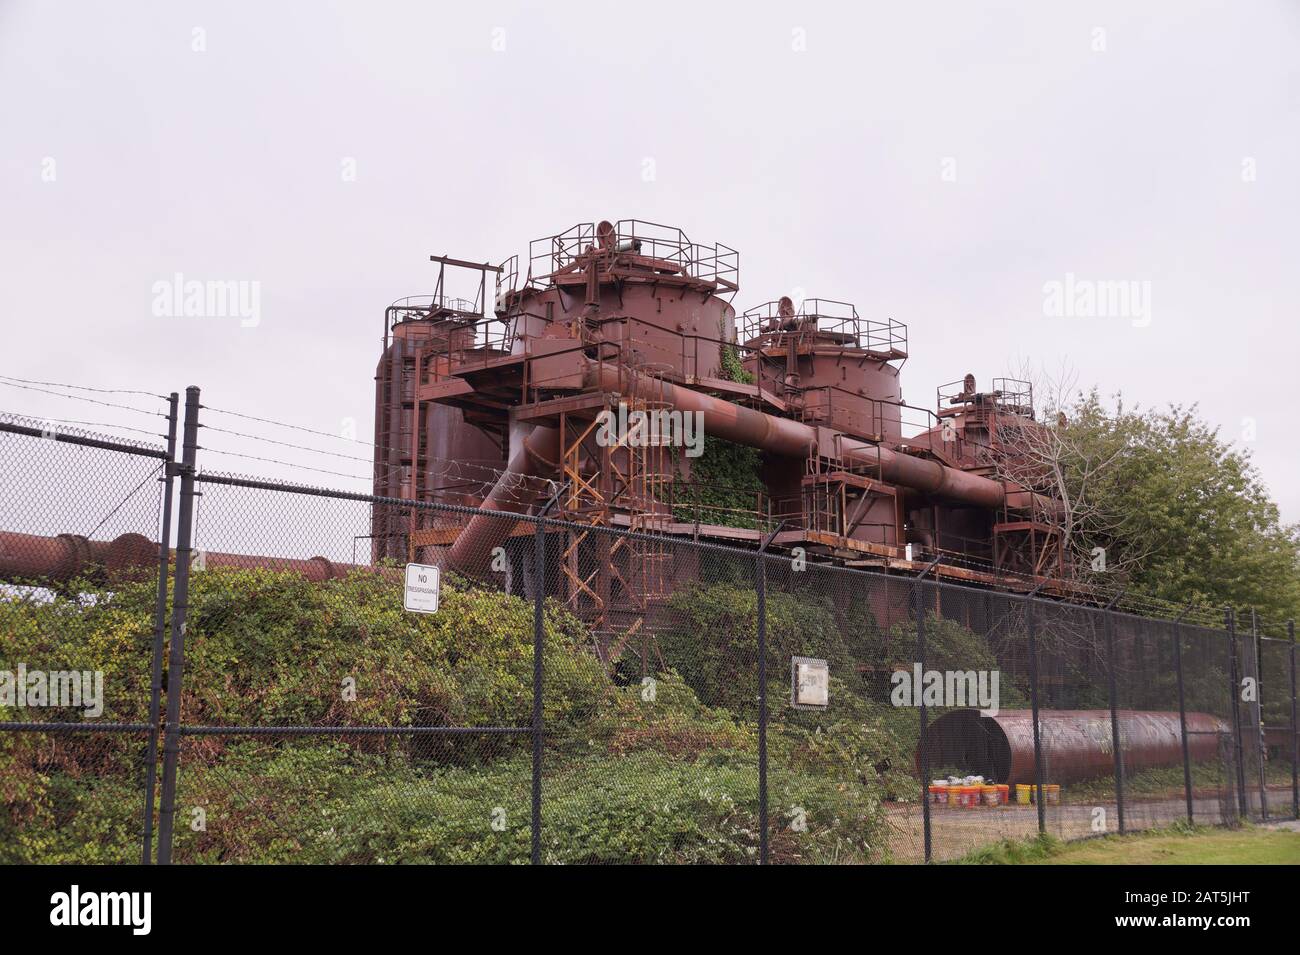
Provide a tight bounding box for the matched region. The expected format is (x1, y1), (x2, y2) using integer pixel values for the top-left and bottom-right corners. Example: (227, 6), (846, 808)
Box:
(2, 0), (1297, 528)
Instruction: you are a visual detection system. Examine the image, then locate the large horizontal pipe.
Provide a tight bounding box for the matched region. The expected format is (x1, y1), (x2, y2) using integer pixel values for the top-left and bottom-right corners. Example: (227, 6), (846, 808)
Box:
(0, 530), (384, 587)
(584, 364), (1007, 508)
(916, 708), (1230, 786)
(0, 531), (156, 585)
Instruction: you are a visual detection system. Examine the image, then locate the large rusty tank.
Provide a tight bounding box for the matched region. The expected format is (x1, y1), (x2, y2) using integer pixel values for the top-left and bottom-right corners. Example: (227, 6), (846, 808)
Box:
(498, 220), (740, 384)
(372, 297), (505, 560)
(740, 297), (907, 444)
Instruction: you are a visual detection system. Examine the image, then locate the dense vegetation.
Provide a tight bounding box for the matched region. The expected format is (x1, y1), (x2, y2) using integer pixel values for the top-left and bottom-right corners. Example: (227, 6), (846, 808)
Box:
(670, 325), (767, 529)
(1, 570), (921, 864)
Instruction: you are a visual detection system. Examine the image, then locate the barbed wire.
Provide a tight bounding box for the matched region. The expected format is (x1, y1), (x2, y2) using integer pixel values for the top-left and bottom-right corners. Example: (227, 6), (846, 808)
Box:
(201, 403), (375, 447)
(196, 442), (536, 504)
(0, 377), (168, 419)
(3, 414), (168, 441)
(0, 375), (168, 401)
(200, 424), (374, 465)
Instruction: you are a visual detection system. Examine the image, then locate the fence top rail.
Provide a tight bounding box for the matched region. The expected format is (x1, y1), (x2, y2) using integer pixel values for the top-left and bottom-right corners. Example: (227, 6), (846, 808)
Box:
(0, 413), (168, 459)
(194, 469), (770, 560)
(193, 468), (1285, 638)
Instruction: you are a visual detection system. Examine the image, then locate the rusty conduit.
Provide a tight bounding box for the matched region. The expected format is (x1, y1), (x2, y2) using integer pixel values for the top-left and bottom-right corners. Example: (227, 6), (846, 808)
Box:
(584, 364), (1009, 508)
(0, 530), (385, 586)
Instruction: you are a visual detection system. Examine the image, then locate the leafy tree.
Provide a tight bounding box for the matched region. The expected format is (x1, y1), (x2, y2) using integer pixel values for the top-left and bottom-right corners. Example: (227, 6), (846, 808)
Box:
(1062, 392), (1299, 623)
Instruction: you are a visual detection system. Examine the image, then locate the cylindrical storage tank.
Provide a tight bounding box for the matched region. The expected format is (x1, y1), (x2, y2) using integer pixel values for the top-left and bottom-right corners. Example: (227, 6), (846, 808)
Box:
(505, 220), (739, 382)
(372, 318), (505, 561)
(740, 299), (905, 443)
(795, 350), (903, 443)
(509, 282), (735, 382)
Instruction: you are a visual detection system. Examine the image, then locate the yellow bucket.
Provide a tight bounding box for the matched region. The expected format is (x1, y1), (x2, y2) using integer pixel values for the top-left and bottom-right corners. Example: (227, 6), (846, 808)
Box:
(1044, 784), (1061, 805)
(1015, 784), (1033, 805)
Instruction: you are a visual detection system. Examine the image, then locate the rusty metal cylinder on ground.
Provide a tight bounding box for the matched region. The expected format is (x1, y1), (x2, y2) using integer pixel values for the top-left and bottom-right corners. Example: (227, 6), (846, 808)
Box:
(916, 708), (1230, 786)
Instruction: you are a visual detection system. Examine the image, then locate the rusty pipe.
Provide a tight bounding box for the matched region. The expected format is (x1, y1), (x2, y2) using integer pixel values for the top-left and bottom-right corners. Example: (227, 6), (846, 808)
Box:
(0, 530), (387, 586)
(916, 708), (1230, 786)
(439, 424), (561, 577)
(584, 364), (1007, 508)
(0, 531), (157, 585)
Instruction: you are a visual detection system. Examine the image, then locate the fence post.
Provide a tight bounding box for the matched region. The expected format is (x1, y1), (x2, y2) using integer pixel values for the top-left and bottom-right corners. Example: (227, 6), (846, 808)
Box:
(1289, 620), (1297, 821)
(140, 392), (178, 865)
(1025, 596), (1046, 835)
(1103, 597), (1125, 835)
(156, 386), (200, 865)
(1251, 610), (1269, 821)
(1172, 607), (1193, 825)
(756, 549), (768, 866)
(531, 518), (544, 865)
(1226, 608), (1247, 820)
(916, 579), (931, 862)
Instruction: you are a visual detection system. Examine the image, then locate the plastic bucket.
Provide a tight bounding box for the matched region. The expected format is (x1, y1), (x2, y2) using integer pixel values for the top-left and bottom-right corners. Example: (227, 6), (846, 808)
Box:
(929, 785), (948, 804)
(1044, 784), (1061, 805)
(997, 784), (1010, 805)
(947, 786), (963, 807)
(962, 786), (981, 808)
(1015, 784), (1033, 805)
(981, 785), (1001, 807)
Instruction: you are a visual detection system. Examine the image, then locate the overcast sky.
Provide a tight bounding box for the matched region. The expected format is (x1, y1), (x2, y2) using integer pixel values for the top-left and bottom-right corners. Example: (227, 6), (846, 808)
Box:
(2, 0), (1297, 531)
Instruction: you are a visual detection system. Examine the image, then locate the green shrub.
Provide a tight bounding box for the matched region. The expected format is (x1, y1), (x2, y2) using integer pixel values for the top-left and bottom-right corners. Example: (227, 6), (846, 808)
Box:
(3, 569), (898, 863)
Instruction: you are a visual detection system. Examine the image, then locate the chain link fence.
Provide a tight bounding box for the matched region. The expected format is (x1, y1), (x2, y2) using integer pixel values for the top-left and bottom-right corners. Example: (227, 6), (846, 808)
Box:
(0, 409), (175, 863)
(1, 393), (1297, 864)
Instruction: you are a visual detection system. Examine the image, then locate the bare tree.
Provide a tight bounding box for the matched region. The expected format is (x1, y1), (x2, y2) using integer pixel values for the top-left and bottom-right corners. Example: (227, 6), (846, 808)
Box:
(994, 359), (1153, 591)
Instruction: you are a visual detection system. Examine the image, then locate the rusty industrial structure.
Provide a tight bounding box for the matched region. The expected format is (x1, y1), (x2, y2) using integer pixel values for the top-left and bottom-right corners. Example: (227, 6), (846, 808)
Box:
(370, 218), (1075, 656)
(0, 218), (1277, 799)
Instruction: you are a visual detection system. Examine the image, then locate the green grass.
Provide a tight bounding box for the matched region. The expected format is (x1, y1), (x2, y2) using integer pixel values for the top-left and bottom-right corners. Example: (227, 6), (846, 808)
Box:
(1066, 761), (1293, 802)
(953, 822), (1300, 865)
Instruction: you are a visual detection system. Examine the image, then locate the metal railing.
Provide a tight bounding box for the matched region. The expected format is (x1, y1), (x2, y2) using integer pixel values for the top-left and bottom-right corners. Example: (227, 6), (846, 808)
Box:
(740, 299), (907, 357)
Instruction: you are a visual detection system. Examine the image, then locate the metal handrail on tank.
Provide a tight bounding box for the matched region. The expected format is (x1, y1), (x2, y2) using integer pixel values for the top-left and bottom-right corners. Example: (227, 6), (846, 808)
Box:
(936, 375), (1035, 418)
(506, 219), (739, 295)
(789, 383), (966, 462)
(415, 312), (525, 385)
(740, 299), (908, 358)
(666, 480), (773, 532)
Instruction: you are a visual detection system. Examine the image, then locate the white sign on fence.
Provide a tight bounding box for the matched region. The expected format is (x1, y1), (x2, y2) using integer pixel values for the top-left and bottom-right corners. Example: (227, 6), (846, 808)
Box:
(403, 563), (440, 614)
(791, 656), (829, 709)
